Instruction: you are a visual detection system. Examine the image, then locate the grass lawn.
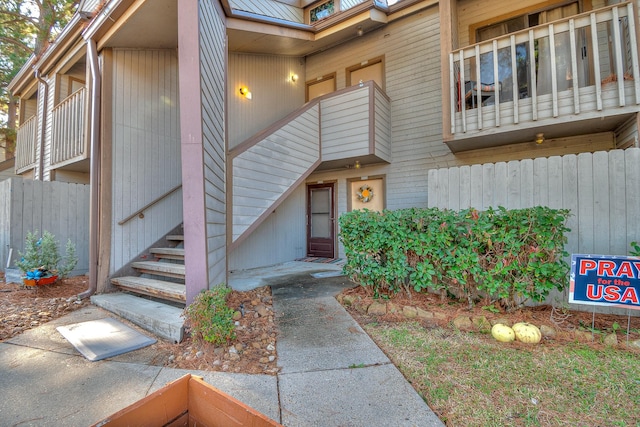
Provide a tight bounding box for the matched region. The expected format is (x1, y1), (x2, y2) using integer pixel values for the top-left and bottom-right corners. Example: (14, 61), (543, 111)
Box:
(365, 322), (640, 427)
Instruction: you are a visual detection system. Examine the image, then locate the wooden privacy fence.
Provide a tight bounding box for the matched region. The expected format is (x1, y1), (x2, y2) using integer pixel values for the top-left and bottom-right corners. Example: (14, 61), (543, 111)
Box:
(428, 148), (640, 259)
(0, 178), (90, 275)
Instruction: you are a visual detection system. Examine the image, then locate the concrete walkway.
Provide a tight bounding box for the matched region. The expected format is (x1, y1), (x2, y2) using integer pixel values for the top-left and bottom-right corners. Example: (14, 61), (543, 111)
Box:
(0, 262), (443, 426)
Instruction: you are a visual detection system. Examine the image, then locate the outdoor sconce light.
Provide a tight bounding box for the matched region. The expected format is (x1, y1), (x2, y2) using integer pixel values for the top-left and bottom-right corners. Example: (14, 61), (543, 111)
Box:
(290, 73), (299, 83)
(357, 26), (364, 37)
(355, 160), (361, 169)
(535, 133), (545, 145)
(239, 86), (252, 99)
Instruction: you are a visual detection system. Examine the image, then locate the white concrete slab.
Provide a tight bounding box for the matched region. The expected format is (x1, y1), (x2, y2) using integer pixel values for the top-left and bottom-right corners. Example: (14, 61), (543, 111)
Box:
(279, 364), (444, 427)
(91, 293), (183, 343)
(0, 343), (161, 427)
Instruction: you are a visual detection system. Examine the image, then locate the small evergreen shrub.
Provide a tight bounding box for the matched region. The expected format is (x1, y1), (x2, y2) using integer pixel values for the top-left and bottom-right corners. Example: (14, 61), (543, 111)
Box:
(183, 284), (236, 345)
(339, 206), (571, 310)
(16, 230), (78, 279)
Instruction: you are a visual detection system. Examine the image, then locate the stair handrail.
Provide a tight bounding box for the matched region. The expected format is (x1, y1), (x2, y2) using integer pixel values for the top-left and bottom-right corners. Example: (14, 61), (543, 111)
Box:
(118, 184), (183, 225)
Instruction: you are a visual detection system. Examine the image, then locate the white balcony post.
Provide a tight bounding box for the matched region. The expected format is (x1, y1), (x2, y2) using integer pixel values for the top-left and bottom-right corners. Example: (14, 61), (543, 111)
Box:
(529, 29), (538, 121)
(569, 19), (580, 114)
(591, 12), (603, 111)
(493, 40), (500, 127)
(510, 35), (519, 124)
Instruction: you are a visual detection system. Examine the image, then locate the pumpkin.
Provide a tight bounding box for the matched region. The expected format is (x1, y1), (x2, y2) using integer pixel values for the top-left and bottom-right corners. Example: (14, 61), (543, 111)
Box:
(491, 323), (515, 342)
(512, 322), (542, 344)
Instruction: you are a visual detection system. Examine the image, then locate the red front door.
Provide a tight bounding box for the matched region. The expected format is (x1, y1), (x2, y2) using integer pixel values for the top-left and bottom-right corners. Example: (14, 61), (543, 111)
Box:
(307, 183), (335, 258)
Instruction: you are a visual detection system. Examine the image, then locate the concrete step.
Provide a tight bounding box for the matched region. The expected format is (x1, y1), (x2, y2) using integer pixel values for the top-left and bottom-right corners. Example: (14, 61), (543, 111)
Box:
(91, 293), (184, 343)
(131, 261), (185, 280)
(150, 247), (185, 261)
(111, 276), (186, 303)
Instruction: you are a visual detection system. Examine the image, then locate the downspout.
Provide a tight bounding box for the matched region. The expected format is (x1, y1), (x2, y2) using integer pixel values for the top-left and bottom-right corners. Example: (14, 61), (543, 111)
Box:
(78, 38), (101, 299)
(34, 70), (48, 181)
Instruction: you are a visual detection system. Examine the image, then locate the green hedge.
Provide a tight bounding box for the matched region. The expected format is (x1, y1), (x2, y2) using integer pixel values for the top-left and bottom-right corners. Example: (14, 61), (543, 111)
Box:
(339, 206), (570, 310)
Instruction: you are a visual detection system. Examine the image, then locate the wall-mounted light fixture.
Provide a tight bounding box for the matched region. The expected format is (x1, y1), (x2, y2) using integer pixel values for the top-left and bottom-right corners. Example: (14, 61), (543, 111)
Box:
(239, 86), (252, 99)
(290, 73), (299, 83)
(355, 160), (361, 169)
(357, 26), (364, 37)
(535, 133), (545, 145)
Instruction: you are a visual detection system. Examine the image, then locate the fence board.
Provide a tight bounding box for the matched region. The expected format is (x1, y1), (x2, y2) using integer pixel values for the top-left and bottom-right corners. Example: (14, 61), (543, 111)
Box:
(577, 153), (595, 253)
(0, 178), (90, 275)
(626, 149), (640, 250)
(593, 151), (611, 254)
(482, 163), (494, 209)
(609, 150), (627, 254)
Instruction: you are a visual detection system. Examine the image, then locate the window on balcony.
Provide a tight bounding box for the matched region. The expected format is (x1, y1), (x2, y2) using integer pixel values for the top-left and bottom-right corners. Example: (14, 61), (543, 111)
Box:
(473, 2), (583, 105)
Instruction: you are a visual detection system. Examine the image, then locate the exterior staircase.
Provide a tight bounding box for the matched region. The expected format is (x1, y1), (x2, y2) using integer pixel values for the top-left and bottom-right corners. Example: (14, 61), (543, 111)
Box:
(91, 233), (187, 343)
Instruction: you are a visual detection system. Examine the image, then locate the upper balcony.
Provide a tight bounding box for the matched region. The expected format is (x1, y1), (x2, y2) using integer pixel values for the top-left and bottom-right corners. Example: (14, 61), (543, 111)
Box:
(15, 115), (38, 174)
(446, 3), (639, 152)
(51, 87), (88, 169)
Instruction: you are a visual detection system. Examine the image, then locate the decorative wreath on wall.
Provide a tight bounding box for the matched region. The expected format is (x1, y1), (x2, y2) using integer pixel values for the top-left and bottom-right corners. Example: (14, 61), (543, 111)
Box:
(357, 184), (374, 203)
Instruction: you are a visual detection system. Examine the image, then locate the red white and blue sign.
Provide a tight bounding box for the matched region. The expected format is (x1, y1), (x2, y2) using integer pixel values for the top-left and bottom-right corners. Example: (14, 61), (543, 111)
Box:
(569, 254), (640, 311)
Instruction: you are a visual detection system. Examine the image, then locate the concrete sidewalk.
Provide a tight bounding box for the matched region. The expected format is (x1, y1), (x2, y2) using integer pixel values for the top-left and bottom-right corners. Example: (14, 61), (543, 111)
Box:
(0, 263), (443, 426)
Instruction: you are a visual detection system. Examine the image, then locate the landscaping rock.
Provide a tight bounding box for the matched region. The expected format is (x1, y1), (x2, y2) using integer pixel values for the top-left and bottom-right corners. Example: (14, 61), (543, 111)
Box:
(416, 307), (435, 319)
(603, 333), (618, 346)
(256, 304), (269, 317)
(471, 316), (492, 333)
(402, 306), (418, 319)
(491, 317), (512, 327)
(452, 316), (473, 330)
(627, 339), (640, 350)
(367, 301), (387, 316)
(539, 324), (556, 338)
(342, 294), (358, 306)
(574, 330), (595, 342)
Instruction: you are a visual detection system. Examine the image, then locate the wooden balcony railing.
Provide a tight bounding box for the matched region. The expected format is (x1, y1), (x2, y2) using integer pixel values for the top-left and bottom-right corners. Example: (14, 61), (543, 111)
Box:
(450, 2), (640, 137)
(15, 115), (38, 173)
(51, 87), (87, 166)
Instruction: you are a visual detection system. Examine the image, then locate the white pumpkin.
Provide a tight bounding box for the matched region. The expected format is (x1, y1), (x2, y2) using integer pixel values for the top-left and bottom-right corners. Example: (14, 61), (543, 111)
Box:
(512, 322), (542, 344)
(491, 323), (515, 342)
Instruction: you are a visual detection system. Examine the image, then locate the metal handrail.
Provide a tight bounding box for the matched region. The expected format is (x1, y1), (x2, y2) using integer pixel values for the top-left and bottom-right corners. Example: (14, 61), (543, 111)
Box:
(118, 184), (182, 225)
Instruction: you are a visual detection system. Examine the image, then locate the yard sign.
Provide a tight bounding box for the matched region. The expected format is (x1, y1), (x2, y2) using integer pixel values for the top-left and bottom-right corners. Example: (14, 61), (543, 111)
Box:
(569, 254), (640, 311)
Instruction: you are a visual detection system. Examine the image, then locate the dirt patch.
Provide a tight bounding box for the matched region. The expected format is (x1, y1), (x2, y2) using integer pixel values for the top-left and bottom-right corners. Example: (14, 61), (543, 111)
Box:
(340, 286), (640, 347)
(0, 274), (91, 340)
(0, 272), (278, 375)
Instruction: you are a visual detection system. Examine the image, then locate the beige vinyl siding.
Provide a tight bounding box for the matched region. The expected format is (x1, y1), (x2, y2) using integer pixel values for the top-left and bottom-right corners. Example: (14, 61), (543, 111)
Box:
(199, 0), (227, 286)
(110, 49), (182, 274)
(229, 0), (304, 22)
(23, 99), (38, 120)
(615, 116), (638, 149)
(232, 105), (320, 241)
(228, 53), (305, 149)
(229, 184), (306, 270)
(320, 88), (370, 160)
(309, 7), (444, 209)
(374, 87), (391, 162)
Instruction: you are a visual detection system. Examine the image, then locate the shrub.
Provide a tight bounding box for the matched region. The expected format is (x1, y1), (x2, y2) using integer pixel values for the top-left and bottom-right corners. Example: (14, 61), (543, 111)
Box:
(16, 230), (78, 279)
(183, 284), (236, 345)
(339, 206), (571, 310)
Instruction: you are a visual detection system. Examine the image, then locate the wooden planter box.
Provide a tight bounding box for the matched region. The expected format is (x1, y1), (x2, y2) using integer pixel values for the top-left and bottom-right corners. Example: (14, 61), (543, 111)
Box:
(92, 374), (282, 427)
